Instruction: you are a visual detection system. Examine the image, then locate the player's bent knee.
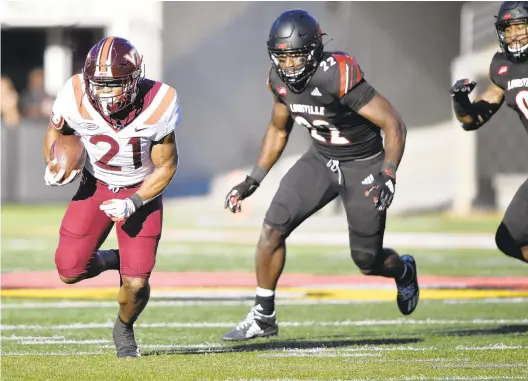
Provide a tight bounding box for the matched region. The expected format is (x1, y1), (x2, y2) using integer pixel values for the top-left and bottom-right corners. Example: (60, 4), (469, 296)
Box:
(58, 274), (83, 284)
(351, 249), (377, 275)
(264, 202), (293, 234)
(56, 260), (87, 284)
(121, 276), (150, 295)
(257, 224), (287, 253)
(495, 222), (521, 257)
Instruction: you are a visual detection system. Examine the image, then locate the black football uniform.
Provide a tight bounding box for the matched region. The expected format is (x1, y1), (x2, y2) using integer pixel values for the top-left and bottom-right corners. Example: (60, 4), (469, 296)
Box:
(264, 51), (387, 256)
(489, 52), (528, 246)
(268, 51), (383, 161)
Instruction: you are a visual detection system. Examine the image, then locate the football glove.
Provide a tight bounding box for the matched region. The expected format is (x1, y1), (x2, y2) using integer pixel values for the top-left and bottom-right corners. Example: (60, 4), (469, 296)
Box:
(224, 176), (259, 213)
(449, 79), (476, 99)
(363, 169), (396, 211)
(44, 159), (80, 187)
(100, 199), (136, 222)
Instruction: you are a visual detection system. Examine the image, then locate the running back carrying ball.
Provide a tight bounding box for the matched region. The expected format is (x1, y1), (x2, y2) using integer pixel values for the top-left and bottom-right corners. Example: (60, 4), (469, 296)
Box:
(47, 135), (86, 183)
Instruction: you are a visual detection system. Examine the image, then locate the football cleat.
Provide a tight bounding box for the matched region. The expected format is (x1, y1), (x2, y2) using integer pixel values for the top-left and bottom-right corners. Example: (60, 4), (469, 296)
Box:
(395, 255), (420, 315)
(221, 305), (279, 341)
(113, 318), (141, 358)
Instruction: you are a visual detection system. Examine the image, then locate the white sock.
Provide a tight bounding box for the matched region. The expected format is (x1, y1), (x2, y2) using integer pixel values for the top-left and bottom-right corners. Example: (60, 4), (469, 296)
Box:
(256, 287), (275, 297)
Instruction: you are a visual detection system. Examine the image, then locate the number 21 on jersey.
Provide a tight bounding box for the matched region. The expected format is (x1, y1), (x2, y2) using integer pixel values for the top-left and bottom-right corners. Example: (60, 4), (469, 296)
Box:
(294, 116), (350, 145)
(89, 135), (142, 172)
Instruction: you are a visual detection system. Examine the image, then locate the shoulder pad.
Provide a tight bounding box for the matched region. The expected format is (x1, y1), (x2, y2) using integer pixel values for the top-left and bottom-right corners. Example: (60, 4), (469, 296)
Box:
(489, 51), (510, 88)
(322, 52), (364, 98)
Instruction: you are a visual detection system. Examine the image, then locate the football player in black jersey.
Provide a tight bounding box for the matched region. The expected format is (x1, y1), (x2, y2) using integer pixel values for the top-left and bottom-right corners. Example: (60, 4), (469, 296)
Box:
(451, 1), (528, 267)
(222, 9), (419, 341)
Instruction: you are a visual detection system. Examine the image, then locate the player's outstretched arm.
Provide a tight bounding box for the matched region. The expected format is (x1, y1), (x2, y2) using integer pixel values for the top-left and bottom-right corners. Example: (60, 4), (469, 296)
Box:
(136, 132), (178, 202)
(253, 100), (294, 179)
(450, 80), (504, 131)
(357, 93), (406, 173)
(224, 100), (293, 213)
(355, 93), (405, 211)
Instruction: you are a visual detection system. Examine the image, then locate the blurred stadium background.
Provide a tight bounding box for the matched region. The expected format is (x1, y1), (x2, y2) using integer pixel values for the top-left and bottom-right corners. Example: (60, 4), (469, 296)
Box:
(3, 2), (528, 379)
(2, 1), (526, 224)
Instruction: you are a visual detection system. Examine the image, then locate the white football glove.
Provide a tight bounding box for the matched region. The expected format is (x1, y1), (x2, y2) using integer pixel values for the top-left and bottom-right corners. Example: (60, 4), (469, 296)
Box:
(99, 199), (136, 222)
(44, 159), (80, 187)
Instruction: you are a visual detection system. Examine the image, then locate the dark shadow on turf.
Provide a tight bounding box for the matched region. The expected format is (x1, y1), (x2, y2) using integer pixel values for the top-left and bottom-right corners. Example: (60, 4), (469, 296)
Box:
(143, 337), (422, 356)
(439, 324), (528, 337)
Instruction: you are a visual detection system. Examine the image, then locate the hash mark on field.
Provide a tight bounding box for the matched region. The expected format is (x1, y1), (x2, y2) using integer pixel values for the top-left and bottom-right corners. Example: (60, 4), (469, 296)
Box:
(3, 318), (528, 331)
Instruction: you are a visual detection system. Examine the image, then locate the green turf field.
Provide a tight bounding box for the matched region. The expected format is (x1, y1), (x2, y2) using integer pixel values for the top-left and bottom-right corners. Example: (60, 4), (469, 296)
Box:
(2, 204), (527, 381)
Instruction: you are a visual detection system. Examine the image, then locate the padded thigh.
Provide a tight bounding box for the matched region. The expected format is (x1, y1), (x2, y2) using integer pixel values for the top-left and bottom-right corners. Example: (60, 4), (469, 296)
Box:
(501, 177), (528, 246)
(339, 154), (386, 254)
(264, 148), (338, 235)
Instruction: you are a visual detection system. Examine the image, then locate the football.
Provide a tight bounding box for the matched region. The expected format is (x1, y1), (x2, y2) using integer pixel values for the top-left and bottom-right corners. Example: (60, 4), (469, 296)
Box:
(48, 134), (87, 179)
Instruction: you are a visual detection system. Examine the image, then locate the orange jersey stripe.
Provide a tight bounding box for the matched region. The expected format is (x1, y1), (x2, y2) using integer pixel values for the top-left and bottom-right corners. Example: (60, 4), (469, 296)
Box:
(333, 54), (363, 97)
(72, 75), (93, 120)
(145, 87), (177, 125)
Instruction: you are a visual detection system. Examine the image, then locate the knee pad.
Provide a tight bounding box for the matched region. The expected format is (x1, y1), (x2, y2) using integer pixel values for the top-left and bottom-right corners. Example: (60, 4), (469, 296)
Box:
(264, 203), (292, 233)
(495, 222), (523, 260)
(351, 249), (377, 272)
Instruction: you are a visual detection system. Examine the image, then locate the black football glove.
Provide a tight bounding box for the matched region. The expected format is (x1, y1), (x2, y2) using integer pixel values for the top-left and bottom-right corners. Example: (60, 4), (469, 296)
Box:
(449, 79), (476, 99)
(224, 176), (260, 213)
(363, 169), (396, 211)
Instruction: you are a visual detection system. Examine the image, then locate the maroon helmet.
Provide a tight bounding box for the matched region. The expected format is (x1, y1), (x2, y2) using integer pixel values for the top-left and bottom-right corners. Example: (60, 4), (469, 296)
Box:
(83, 36), (143, 115)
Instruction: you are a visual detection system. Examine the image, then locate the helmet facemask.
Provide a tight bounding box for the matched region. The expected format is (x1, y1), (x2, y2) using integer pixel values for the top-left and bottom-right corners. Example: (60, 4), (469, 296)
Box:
(85, 70), (141, 116)
(496, 18), (528, 62)
(269, 40), (323, 94)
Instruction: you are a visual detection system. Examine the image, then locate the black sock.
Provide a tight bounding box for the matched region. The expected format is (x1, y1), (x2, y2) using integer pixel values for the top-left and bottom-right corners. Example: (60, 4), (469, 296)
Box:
(255, 295), (275, 315)
(117, 314), (134, 329)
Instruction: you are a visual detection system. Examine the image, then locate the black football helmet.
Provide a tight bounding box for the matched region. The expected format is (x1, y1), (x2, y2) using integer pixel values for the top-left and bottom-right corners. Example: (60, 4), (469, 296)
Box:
(495, 1), (528, 62)
(267, 10), (324, 93)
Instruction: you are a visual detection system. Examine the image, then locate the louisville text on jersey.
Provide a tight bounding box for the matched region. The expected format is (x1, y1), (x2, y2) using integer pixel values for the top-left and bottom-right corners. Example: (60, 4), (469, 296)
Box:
(289, 104), (325, 115)
(507, 78), (528, 90)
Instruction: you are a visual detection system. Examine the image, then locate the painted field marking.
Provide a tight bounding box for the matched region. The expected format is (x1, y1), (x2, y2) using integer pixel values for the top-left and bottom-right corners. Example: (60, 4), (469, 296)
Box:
(2, 318), (528, 331)
(3, 297), (528, 310)
(3, 287), (528, 301)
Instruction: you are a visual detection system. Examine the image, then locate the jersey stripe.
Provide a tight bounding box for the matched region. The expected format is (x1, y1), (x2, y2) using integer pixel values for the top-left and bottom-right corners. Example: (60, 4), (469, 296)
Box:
(72, 75), (93, 120)
(333, 54), (363, 97)
(145, 87), (177, 125)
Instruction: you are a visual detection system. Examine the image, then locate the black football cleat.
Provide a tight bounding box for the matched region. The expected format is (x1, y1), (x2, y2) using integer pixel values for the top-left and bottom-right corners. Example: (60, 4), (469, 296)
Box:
(395, 255), (420, 315)
(113, 317), (141, 358)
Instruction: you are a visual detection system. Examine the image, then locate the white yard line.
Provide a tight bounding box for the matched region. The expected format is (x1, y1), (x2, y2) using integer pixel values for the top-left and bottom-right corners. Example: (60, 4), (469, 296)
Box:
(3, 297), (528, 310)
(3, 344), (528, 361)
(2, 318), (528, 331)
(18, 339), (112, 345)
(1, 335), (65, 341)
